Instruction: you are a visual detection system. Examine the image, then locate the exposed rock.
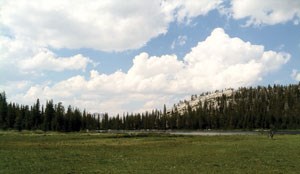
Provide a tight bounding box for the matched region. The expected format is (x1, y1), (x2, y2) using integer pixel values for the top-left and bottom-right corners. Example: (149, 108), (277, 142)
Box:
(168, 88), (234, 115)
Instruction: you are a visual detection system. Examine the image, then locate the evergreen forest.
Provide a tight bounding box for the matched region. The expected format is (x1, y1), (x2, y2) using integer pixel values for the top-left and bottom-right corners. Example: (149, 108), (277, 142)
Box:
(1, 83), (300, 131)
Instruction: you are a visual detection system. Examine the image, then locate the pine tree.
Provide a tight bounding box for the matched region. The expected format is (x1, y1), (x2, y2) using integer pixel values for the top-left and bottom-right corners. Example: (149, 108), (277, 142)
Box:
(72, 109), (82, 131)
(43, 100), (55, 131)
(7, 103), (16, 129)
(32, 99), (42, 130)
(54, 102), (65, 131)
(64, 106), (73, 132)
(0, 92), (8, 129)
(14, 106), (23, 131)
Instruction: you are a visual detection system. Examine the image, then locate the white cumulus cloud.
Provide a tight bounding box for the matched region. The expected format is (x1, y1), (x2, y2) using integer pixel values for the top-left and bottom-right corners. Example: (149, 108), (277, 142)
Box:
(230, 0), (300, 26)
(14, 28), (290, 114)
(0, 36), (94, 75)
(19, 50), (93, 72)
(0, 0), (222, 51)
(162, 0), (222, 23)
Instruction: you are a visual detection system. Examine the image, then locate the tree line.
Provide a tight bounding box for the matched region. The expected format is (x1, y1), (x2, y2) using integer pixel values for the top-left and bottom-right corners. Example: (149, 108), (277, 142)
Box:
(1, 83), (300, 131)
(169, 84), (300, 130)
(0, 94), (100, 131)
(100, 83), (300, 130)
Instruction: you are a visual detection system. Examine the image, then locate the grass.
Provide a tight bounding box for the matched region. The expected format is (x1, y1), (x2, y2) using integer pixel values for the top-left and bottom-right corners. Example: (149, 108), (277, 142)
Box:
(0, 131), (299, 174)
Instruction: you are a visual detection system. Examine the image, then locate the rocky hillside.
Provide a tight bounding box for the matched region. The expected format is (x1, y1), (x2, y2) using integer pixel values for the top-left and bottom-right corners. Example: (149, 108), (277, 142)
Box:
(167, 88), (234, 115)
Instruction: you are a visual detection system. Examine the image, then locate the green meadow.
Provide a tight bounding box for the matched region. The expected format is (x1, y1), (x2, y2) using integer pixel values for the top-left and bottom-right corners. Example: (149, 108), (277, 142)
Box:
(0, 131), (299, 174)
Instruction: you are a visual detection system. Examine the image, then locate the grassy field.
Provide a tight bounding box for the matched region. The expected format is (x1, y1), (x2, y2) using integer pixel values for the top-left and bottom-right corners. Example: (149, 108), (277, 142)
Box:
(0, 131), (299, 174)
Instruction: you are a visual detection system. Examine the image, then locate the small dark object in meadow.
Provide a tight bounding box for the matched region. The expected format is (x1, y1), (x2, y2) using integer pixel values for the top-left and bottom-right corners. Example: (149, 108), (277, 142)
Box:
(268, 129), (275, 139)
(268, 125), (275, 139)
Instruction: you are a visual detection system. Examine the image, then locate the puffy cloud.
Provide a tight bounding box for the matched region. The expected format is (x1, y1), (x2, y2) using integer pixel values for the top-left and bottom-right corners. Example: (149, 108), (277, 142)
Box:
(180, 28), (290, 90)
(15, 28), (290, 114)
(0, 0), (222, 51)
(0, 36), (37, 67)
(0, 36), (94, 76)
(230, 0), (300, 26)
(19, 50), (93, 72)
(0, 81), (32, 95)
(162, 0), (222, 23)
(291, 69), (300, 81)
(0, 0), (166, 51)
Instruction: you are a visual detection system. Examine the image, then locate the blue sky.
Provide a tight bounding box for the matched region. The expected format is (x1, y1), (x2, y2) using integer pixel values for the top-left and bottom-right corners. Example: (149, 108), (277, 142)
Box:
(0, 0), (300, 114)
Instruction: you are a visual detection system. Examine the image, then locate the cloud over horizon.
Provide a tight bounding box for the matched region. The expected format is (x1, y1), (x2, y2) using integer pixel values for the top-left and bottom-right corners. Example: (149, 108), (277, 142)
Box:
(10, 28), (290, 114)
